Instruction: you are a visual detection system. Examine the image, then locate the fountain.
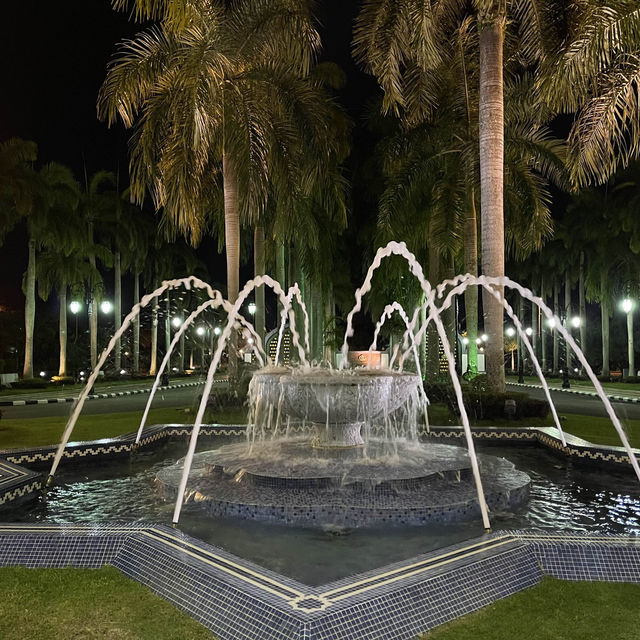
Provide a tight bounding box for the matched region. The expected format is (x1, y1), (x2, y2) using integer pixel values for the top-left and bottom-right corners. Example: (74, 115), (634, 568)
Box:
(45, 241), (640, 534)
(154, 363), (531, 528)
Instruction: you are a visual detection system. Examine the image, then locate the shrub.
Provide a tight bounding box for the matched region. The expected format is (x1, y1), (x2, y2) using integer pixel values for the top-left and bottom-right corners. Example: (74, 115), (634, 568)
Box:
(424, 382), (549, 420)
(50, 376), (75, 386)
(12, 378), (49, 389)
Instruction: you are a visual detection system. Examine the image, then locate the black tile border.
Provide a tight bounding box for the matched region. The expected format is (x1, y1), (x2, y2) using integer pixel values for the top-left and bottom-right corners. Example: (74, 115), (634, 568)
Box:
(1, 422), (638, 507)
(0, 524), (637, 640)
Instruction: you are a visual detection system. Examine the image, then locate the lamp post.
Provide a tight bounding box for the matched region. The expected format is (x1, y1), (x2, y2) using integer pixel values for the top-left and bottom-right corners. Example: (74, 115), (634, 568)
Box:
(69, 300), (81, 341)
(248, 302), (257, 316)
(622, 299), (634, 377)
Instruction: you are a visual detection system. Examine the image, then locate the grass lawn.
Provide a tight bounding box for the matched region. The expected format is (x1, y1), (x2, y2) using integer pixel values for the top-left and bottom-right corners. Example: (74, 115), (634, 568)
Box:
(429, 403), (640, 448)
(0, 566), (215, 640)
(0, 405), (248, 450)
(419, 578), (640, 640)
(517, 375), (640, 393)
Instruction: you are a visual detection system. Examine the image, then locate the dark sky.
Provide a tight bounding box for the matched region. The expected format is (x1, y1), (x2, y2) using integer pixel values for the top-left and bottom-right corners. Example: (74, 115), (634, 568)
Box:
(0, 1), (377, 311)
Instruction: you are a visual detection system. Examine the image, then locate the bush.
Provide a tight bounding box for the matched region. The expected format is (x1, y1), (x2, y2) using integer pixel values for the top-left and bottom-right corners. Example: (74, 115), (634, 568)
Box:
(12, 378), (49, 389)
(424, 383), (549, 421)
(50, 376), (75, 386)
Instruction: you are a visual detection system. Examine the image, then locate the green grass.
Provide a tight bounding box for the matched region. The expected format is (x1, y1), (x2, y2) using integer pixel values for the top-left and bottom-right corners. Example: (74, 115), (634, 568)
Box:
(0, 566), (215, 639)
(0, 405), (248, 450)
(419, 578), (640, 640)
(429, 403), (640, 448)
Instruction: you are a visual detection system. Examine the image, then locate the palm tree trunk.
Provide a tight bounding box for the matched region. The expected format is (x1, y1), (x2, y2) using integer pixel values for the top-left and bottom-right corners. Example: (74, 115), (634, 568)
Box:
(463, 189), (479, 376)
(564, 271), (572, 372)
(58, 284), (67, 377)
(444, 256), (456, 370)
(553, 281), (559, 374)
(114, 251), (122, 371)
(223, 151), (240, 380)
(601, 272), (610, 377)
(133, 272), (140, 374)
(530, 285), (537, 360)
(22, 238), (36, 379)
(150, 287), (158, 376)
(541, 275), (547, 371)
(276, 240), (286, 319)
(254, 226), (266, 346)
(479, 14), (506, 393)
(324, 283), (334, 365)
(425, 247), (441, 380)
(579, 252), (587, 372)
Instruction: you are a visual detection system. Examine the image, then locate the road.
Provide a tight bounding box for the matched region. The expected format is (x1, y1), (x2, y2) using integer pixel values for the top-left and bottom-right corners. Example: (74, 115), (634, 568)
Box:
(506, 383), (640, 420)
(0, 385), (203, 419)
(2, 380), (637, 421)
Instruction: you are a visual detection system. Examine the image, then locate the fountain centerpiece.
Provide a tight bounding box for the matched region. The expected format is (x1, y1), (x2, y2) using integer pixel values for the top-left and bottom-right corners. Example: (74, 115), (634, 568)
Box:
(250, 366), (421, 448)
(155, 362), (531, 529)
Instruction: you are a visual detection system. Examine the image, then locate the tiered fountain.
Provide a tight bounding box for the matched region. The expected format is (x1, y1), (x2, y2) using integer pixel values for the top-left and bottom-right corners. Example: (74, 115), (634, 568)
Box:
(155, 364), (531, 528)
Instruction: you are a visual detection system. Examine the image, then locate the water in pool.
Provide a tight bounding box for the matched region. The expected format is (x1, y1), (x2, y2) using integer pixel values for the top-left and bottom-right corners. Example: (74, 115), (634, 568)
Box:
(5, 437), (640, 586)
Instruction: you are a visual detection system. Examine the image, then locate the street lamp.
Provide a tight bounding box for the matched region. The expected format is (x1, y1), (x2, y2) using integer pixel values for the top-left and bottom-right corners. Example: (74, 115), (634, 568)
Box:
(622, 298), (634, 377)
(100, 300), (112, 314)
(69, 301), (81, 340)
(172, 316), (182, 328)
(570, 316), (581, 329)
(213, 326), (221, 336)
(196, 326), (206, 336)
(248, 302), (257, 316)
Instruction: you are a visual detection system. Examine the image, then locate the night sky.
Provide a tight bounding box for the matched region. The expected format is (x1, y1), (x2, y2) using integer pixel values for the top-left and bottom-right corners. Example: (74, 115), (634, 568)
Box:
(0, 1), (379, 312)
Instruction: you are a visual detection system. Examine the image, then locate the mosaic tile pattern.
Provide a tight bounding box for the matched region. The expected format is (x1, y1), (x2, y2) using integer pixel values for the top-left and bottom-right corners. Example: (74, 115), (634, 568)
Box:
(0, 525), (637, 640)
(0, 459), (41, 507)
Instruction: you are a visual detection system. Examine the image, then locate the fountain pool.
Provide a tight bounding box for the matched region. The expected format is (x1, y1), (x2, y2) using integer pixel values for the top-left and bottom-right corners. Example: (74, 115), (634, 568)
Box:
(4, 436), (639, 586)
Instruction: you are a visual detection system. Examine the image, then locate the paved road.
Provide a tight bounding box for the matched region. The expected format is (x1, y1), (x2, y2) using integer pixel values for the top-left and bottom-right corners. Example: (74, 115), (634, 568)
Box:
(0, 385), (203, 419)
(506, 383), (640, 420)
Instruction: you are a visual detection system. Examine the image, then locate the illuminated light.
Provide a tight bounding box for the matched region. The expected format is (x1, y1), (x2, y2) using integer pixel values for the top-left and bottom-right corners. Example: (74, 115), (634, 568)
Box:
(547, 318), (557, 328)
(79, 370), (85, 376)
(481, 334), (488, 342)
(39, 371), (47, 378)
(172, 367), (178, 372)
(505, 327), (515, 337)
(214, 327), (221, 336)
(196, 327), (205, 336)
(248, 302), (257, 315)
(172, 317), (182, 328)
(525, 327), (533, 336)
(571, 316), (581, 328)
(559, 369), (563, 374)
(622, 299), (633, 313)
(248, 338), (254, 345)
(120, 369), (126, 375)
(574, 368), (579, 373)
(476, 338), (482, 345)
(462, 337), (469, 345)
(69, 301), (81, 314)
(100, 300), (112, 314)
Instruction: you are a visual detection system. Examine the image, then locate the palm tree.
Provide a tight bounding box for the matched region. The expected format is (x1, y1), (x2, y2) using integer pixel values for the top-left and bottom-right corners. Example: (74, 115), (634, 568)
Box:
(0, 138), (39, 241)
(98, 0), (343, 378)
(21, 164), (81, 379)
(37, 240), (101, 377)
(353, 0), (564, 390)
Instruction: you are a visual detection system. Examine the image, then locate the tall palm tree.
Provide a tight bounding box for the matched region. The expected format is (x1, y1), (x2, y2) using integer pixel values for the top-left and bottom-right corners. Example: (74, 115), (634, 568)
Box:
(353, 0), (640, 390)
(37, 241), (101, 377)
(0, 138), (39, 241)
(21, 164), (81, 379)
(81, 171), (115, 371)
(98, 0), (343, 377)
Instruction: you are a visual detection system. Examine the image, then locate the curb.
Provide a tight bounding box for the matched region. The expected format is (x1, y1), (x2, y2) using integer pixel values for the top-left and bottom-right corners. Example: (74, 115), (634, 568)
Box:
(507, 382), (640, 404)
(0, 380), (223, 407)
